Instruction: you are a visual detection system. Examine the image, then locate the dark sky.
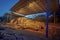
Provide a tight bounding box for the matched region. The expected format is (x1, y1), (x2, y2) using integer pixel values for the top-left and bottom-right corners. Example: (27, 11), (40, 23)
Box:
(0, 0), (19, 17)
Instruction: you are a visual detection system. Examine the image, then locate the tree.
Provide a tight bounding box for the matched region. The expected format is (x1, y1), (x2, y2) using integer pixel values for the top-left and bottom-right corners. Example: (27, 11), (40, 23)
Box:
(32, 16), (46, 22)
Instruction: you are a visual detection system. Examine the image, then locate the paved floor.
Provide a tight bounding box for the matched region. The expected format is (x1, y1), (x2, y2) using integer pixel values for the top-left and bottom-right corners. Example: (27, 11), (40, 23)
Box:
(0, 26), (52, 40)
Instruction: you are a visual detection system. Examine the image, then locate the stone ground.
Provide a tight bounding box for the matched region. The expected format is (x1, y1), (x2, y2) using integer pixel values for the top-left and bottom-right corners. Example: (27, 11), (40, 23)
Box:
(0, 26), (52, 40)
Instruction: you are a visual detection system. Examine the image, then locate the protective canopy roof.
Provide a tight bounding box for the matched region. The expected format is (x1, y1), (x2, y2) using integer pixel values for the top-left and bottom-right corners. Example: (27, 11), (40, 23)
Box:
(11, 0), (58, 15)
